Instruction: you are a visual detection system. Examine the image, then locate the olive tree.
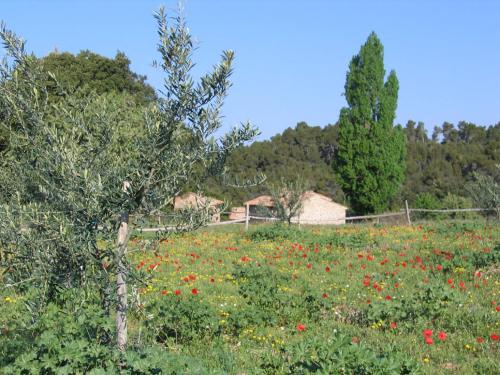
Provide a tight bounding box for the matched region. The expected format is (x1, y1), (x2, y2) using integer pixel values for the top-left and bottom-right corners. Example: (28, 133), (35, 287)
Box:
(270, 177), (308, 225)
(466, 166), (500, 219)
(0, 8), (258, 351)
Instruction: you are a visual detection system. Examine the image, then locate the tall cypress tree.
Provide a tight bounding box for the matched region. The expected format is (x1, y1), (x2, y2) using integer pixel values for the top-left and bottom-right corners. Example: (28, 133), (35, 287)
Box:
(335, 32), (406, 214)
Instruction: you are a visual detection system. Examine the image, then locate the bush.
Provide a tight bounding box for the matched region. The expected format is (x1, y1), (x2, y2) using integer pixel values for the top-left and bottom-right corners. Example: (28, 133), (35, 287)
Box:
(441, 193), (478, 219)
(248, 224), (303, 242)
(413, 192), (440, 220)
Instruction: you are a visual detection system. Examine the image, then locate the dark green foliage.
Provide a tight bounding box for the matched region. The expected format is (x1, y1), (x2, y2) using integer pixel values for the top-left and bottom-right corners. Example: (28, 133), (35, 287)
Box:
(204, 119), (498, 210)
(403, 120), (499, 204)
(335, 32), (406, 214)
(206, 122), (343, 205)
(41, 50), (156, 104)
(248, 223), (302, 241)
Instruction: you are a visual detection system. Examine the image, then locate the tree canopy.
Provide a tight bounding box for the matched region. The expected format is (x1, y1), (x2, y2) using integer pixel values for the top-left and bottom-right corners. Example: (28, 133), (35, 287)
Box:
(0, 7), (257, 357)
(41, 49), (156, 104)
(334, 32), (406, 214)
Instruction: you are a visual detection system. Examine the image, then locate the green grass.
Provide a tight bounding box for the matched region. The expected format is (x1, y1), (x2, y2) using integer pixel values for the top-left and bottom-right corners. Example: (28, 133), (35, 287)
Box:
(124, 221), (499, 373)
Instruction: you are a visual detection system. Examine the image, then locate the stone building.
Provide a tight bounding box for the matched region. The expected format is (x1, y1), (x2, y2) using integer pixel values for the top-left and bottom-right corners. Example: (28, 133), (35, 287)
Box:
(243, 191), (347, 225)
(174, 192), (224, 223)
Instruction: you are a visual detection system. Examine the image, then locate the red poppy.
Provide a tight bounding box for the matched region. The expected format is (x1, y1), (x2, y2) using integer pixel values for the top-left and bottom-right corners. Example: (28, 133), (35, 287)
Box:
(390, 322), (397, 329)
(188, 274), (196, 281)
(385, 295), (392, 301)
(436, 264), (443, 271)
(174, 289), (181, 295)
(476, 337), (484, 343)
(447, 278), (453, 284)
(306, 263), (312, 269)
(191, 288), (198, 295)
(491, 334), (499, 341)
(423, 329), (433, 337)
(325, 266), (331, 272)
(425, 337), (433, 345)
(322, 293), (328, 298)
(296, 324), (306, 332)
(161, 290), (168, 295)
(438, 331), (447, 341)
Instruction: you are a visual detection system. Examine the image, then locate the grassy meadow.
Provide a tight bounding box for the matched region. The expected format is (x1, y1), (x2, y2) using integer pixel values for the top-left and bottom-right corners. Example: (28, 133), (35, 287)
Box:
(1, 220), (499, 373)
(122, 221), (499, 374)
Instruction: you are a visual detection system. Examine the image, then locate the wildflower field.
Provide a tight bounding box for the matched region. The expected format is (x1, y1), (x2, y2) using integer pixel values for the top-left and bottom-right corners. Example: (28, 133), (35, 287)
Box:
(123, 221), (499, 374)
(2, 221), (499, 374)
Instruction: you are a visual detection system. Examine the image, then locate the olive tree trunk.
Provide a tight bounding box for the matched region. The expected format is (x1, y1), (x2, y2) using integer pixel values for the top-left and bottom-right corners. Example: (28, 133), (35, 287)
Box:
(116, 210), (129, 351)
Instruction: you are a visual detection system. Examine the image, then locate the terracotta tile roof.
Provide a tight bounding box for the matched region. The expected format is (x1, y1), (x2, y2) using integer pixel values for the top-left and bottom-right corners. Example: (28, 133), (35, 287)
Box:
(243, 195), (274, 207)
(174, 192), (224, 210)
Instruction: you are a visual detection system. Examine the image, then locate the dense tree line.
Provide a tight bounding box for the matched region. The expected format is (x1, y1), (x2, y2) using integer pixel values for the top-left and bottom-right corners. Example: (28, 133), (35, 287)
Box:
(6, 48), (496, 212)
(206, 120), (499, 211)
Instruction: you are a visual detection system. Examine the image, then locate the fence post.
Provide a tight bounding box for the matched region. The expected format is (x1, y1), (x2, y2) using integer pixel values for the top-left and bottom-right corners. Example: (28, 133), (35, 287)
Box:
(405, 200), (411, 225)
(245, 203), (250, 231)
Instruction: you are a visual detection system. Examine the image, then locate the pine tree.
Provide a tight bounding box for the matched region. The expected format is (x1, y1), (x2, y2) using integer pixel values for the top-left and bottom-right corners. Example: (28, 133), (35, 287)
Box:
(335, 32), (406, 214)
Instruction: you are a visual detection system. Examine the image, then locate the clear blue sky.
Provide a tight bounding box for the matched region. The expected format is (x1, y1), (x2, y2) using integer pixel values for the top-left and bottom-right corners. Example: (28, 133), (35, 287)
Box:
(1, 0), (499, 140)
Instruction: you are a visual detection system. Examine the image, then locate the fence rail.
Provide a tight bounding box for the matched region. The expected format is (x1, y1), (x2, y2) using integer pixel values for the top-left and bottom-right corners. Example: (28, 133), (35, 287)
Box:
(409, 208), (494, 213)
(4, 204), (498, 234)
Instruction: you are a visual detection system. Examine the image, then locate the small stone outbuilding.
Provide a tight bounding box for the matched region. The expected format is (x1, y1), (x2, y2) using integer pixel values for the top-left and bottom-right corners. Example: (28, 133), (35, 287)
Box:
(292, 191), (347, 225)
(244, 191), (347, 225)
(174, 192), (224, 223)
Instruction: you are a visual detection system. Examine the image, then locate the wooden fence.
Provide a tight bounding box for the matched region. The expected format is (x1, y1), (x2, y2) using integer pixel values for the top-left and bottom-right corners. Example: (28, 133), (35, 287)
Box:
(133, 201), (498, 233)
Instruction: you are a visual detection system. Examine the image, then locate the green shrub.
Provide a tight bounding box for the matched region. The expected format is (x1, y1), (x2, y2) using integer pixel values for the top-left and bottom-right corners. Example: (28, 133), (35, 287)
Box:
(441, 193), (478, 219)
(248, 224), (304, 242)
(413, 192), (440, 220)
